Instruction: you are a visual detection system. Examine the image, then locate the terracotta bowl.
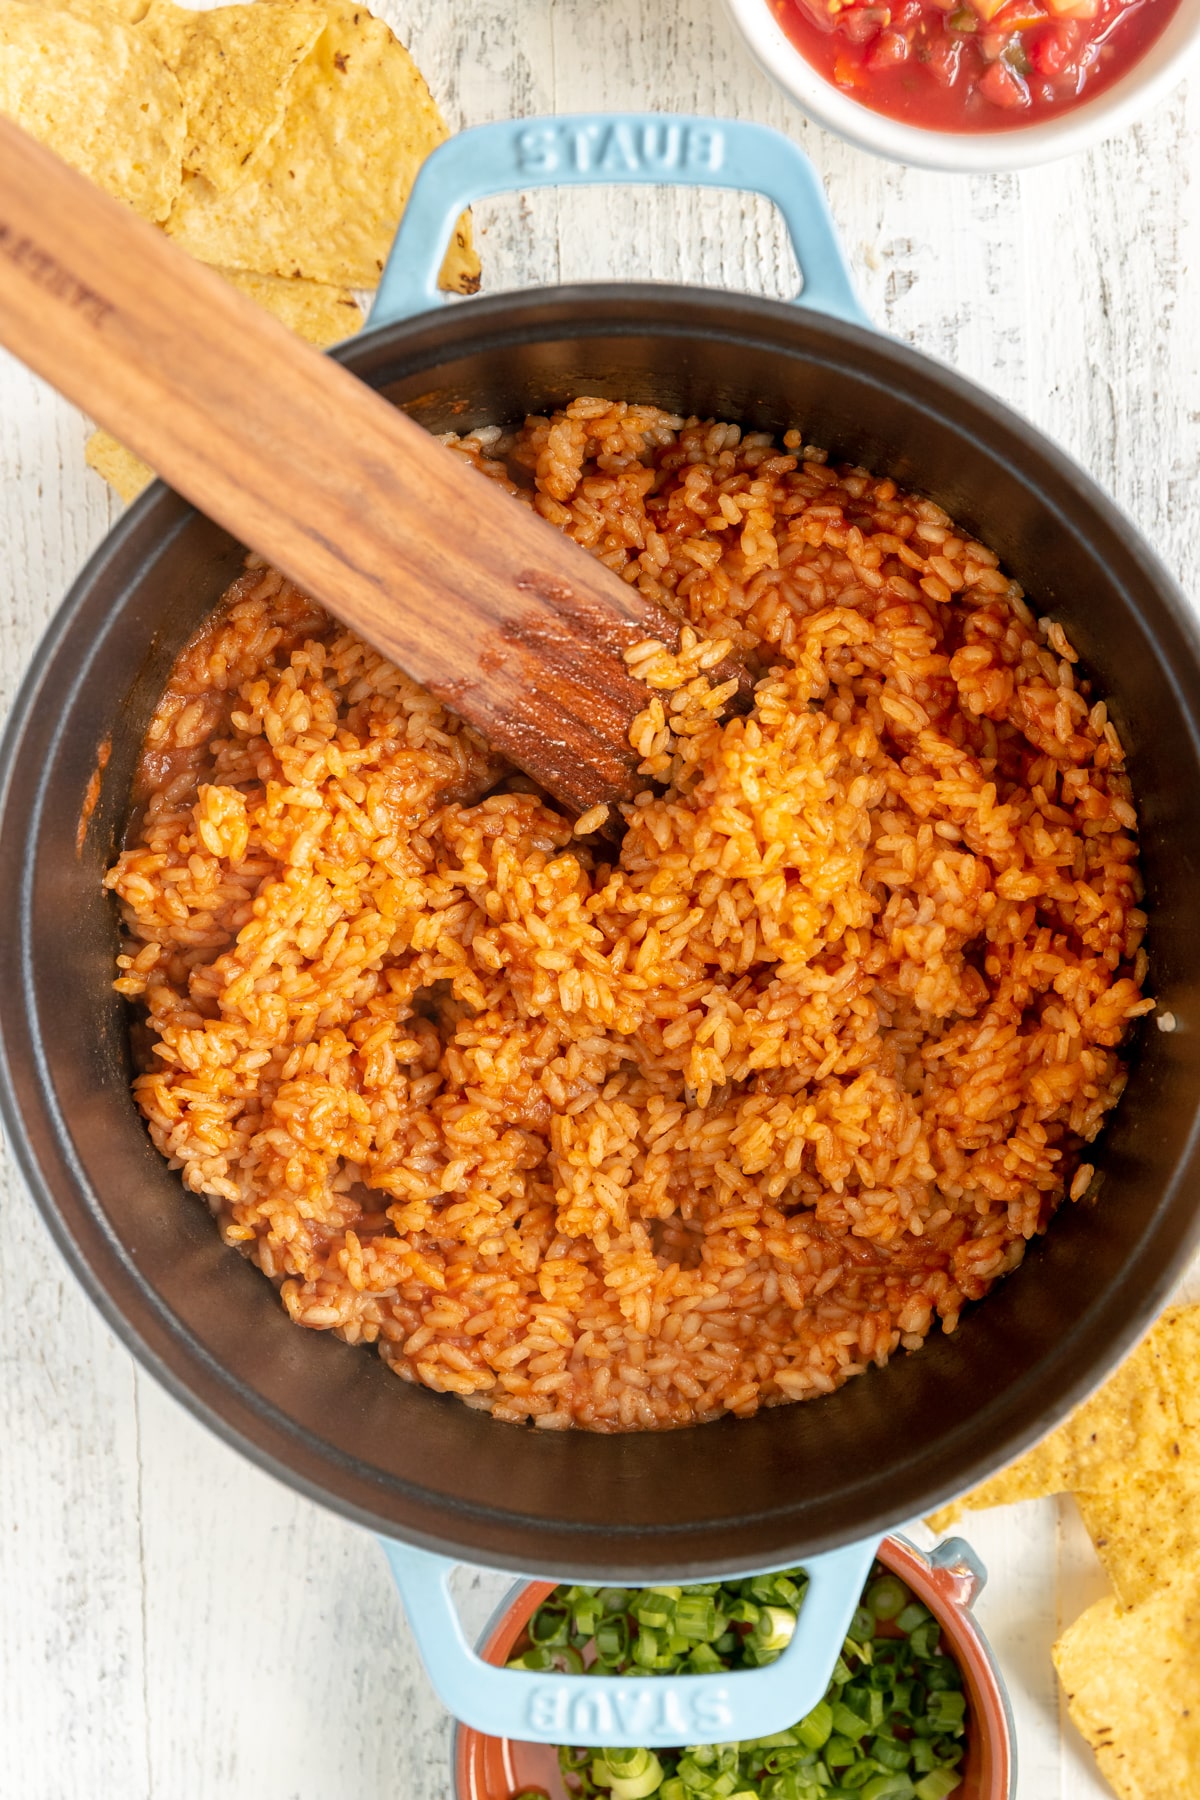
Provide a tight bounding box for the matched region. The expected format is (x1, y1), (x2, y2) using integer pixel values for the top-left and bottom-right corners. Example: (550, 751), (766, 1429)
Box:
(454, 1536), (1016, 1800)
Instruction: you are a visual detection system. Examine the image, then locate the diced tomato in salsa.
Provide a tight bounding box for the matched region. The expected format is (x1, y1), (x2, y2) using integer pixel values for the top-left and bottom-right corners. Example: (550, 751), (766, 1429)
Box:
(773, 0), (1178, 130)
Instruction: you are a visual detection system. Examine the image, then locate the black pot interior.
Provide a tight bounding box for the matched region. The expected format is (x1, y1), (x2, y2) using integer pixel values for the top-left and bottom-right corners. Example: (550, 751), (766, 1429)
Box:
(3, 287), (1200, 1578)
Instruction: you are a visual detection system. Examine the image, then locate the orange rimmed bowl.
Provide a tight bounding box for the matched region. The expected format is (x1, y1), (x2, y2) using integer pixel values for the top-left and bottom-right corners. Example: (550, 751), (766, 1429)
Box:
(454, 1536), (1016, 1800)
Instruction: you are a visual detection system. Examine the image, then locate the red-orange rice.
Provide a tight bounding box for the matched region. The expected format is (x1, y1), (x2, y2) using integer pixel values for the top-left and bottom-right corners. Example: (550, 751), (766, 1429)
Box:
(105, 400), (1151, 1431)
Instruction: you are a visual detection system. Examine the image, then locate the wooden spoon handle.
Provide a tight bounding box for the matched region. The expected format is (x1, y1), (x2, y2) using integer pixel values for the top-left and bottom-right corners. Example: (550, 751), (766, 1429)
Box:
(0, 116), (677, 812)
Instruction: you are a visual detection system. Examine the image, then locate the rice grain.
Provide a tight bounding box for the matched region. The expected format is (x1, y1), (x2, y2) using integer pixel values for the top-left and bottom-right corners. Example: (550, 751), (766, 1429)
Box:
(105, 402), (1149, 1431)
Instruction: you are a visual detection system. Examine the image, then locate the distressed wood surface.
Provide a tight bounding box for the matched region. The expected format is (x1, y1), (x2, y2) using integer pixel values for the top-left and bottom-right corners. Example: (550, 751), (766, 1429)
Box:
(1, 2), (1197, 1795)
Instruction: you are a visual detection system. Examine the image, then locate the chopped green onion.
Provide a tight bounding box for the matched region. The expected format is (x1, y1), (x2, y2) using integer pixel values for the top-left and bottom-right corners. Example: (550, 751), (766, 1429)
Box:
(925, 1691), (967, 1732)
(517, 1560), (973, 1800)
(871, 1736), (912, 1772)
(753, 1606), (797, 1655)
(595, 1615), (631, 1662)
(842, 1763), (885, 1790)
(572, 1598), (602, 1639)
(913, 1772), (963, 1800)
(509, 1644), (584, 1674)
(865, 1577), (909, 1623)
(676, 1594), (719, 1641)
(675, 1753), (715, 1787)
(895, 1603), (931, 1635)
(825, 1735), (858, 1768)
(832, 1703), (870, 1741)
(795, 1700), (833, 1751)
(604, 1751), (666, 1800)
(851, 1606), (876, 1642)
(860, 1777), (916, 1800)
(529, 1604), (571, 1646)
(605, 1749), (654, 1777)
(922, 1658), (961, 1694)
(747, 1573), (803, 1608)
(632, 1589), (681, 1630)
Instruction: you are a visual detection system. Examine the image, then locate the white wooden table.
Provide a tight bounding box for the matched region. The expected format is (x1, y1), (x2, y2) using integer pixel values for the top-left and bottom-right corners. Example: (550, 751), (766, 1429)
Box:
(1, 3), (1197, 1794)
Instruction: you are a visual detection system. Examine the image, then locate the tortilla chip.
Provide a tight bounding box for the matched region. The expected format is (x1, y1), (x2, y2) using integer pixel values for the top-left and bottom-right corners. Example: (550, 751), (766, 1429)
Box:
(1054, 1583), (1200, 1800)
(0, 0), (183, 221)
(1075, 1470), (1200, 1608)
(86, 431), (154, 504)
(927, 1306), (1200, 1532)
(926, 1463), (1058, 1534)
(217, 268), (364, 346)
(55, 0), (151, 24)
(163, 0), (479, 291)
(87, 266), (363, 501)
(137, 0), (325, 192)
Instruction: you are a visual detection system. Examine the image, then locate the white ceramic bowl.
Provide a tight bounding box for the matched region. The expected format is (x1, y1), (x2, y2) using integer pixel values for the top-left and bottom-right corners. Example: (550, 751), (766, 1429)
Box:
(724, 0), (1200, 168)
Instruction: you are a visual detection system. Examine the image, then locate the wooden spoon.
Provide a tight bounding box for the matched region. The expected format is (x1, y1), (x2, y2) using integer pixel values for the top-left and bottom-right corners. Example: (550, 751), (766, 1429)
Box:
(0, 116), (716, 815)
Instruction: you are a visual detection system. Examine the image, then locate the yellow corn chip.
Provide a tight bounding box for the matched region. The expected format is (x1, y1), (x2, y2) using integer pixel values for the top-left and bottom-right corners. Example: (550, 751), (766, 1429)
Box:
(926, 1458), (1061, 1533)
(137, 0), (326, 193)
(164, 0), (479, 291)
(55, 0), (151, 24)
(0, 0), (184, 221)
(86, 432), (154, 504)
(87, 268), (363, 502)
(217, 267), (364, 345)
(1054, 1583), (1200, 1800)
(1075, 1470), (1200, 1608)
(927, 1305), (1200, 1531)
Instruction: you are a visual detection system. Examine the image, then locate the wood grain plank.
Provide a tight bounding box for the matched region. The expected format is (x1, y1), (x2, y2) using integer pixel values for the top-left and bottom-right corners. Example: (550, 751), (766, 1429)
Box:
(0, 4), (1198, 1796)
(0, 1174), (152, 1797)
(0, 356), (149, 1798)
(133, 1372), (516, 1799)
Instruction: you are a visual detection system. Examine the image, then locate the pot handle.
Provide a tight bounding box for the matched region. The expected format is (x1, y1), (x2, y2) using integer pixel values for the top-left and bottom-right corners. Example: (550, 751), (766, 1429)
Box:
(379, 1534), (879, 1748)
(927, 1534), (987, 1609)
(370, 113), (867, 330)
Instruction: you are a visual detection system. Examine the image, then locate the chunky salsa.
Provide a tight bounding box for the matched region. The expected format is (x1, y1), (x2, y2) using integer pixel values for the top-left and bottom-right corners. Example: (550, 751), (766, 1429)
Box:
(772, 0), (1179, 128)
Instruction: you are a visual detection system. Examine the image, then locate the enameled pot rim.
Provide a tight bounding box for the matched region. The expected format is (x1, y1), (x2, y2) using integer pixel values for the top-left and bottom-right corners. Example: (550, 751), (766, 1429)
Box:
(2, 283), (1199, 1576)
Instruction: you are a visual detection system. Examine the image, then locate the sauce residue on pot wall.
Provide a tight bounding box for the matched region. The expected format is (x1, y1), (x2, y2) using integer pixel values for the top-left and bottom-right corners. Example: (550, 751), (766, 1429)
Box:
(76, 735), (111, 856)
